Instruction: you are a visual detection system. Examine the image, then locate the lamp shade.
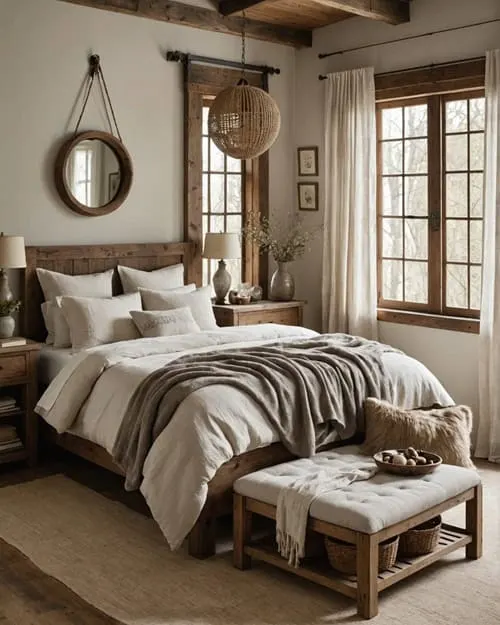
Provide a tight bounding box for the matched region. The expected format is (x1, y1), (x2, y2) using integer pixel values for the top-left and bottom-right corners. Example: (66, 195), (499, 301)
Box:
(202, 233), (241, 260)
(0, 234), (26, 268)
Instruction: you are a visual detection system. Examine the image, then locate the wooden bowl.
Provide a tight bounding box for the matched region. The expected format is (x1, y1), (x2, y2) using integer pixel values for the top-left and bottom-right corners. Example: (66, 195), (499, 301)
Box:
(374, 449), (442, 476)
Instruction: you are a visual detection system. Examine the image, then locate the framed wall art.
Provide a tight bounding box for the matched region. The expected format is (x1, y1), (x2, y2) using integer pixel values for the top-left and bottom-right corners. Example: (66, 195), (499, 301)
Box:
(297, 182), (318, 211)
(297, 146), (318, 176)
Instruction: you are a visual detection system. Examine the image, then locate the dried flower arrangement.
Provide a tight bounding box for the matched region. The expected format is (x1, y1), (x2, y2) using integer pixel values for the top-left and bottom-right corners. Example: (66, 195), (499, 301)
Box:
(0, 300), (21, 317)
(243, 212), (320, 263)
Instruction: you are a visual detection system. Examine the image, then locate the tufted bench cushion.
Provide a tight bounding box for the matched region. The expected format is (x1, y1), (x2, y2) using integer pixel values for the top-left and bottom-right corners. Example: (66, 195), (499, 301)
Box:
(233, 445), (481, 535)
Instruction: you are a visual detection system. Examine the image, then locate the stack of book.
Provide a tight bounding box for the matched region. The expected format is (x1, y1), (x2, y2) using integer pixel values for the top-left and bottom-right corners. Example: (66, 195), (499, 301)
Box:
(0, 396), (17, 415)
(0, 425), (23, 454)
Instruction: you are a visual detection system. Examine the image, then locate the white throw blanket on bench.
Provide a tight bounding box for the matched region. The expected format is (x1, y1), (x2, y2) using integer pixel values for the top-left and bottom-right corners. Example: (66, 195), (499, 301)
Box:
(276, 456), (378, 567)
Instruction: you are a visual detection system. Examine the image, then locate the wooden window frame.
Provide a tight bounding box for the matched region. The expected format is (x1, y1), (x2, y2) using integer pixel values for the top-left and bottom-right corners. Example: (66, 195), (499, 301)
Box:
(375, 60), (485, 334)
(184, 62), (268, 292)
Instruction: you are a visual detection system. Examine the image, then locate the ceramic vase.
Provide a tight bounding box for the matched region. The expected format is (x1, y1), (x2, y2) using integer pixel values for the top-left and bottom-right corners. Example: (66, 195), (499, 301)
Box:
(270, 262), (295, 301)
(0, 315), (15, 339)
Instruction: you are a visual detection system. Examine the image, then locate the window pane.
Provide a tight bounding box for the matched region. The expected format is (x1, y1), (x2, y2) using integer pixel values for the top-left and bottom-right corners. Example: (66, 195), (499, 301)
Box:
(202, 137), (209, 172)
(470, 220), (483, 264)
(202, 107), (209, 135)
(382, 260), (403, 300)
(382, 177), (403, 215)
(446, 134), (468, 171)
(210, 174), (224, 213)
(227, 214), (242, 233)
(210, 141), (225, 172)
(227, 156), (241, 173)
(382, 141), (402, 174)
(210, 214), (224, 232)
(382, 218), (403, 258)
(227, 175), (242, 212)
(382, 108), (403, 139)
(404, 105), (427, 138)
(446, 100), (468, 133)
(202, 174), (208, 212)
(404, 261), (428, 303)
(405, 219), (428, 260)
(202, 259), (210, 287)
(405, 175), (428, 216)
(446, 173), (468, 217)
(404, 139), (427, 174)
(226, 259), (242, 288)
(470, 133), (484, 171)
(447, 220), (468, 262)
(470, 98), (485, 131)
(202, 214), (208, 234)
(470, 173), (484, 217)
(447, 264), (468, 308)
(470, 266), (482, 310)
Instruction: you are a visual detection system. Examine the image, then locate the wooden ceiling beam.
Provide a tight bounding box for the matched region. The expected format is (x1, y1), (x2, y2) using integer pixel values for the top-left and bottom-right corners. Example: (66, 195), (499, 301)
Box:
(219, 0), (267, 17)
(57, 0), (312, 48)
(311, 0), (410, 25)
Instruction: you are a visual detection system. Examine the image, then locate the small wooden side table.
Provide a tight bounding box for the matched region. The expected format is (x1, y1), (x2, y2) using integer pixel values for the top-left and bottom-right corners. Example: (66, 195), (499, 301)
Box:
(0, 339), (41, 467)
(213, 300), (305, 328)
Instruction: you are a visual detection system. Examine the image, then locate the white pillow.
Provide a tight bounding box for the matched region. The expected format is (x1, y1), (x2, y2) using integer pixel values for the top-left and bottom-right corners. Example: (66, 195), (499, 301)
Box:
(130, 308), (201, 338)
(140, 286), (217, 331)
(37, 268), (114, 301)
(41, 302), (54, 345)
(37, 268), (114, 344)
(52, 298), (72, 348)
(118, 264), (185, 294)
(60, 292), (142, 350)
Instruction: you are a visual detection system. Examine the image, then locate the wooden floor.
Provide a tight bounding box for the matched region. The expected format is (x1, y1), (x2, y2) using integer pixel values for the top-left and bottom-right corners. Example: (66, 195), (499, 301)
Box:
(0, 450), (145, 625)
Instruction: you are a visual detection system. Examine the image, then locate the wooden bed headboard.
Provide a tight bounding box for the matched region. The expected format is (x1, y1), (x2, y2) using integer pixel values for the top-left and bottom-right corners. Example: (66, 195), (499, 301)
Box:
(23, 242), (196, 342)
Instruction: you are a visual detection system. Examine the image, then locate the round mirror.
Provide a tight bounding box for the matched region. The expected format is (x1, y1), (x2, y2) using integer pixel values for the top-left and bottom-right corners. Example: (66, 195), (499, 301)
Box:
(55, 131), (133, 216)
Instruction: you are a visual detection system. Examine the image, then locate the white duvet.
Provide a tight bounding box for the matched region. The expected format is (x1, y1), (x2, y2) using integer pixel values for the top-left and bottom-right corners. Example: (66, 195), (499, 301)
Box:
(36, 324), (453, 549)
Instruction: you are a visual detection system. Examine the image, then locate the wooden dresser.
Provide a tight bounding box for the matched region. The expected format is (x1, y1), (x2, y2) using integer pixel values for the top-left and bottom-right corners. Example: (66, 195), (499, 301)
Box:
(213, 301), (304, 327)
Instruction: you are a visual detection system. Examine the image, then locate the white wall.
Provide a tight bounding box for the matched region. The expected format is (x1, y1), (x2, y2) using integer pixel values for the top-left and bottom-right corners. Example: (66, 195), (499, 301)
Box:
(0, 0), (295, 246)
(293, 0), (500, 413)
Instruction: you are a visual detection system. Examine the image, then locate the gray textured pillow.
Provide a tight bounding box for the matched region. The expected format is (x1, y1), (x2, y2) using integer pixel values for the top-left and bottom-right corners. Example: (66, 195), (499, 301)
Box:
(363, 398), (475, 468)
(60, 292), (141, 350)
(140, 286), (217, 331)
(118, 264), (185, 294)
(130, 307), (201, 338)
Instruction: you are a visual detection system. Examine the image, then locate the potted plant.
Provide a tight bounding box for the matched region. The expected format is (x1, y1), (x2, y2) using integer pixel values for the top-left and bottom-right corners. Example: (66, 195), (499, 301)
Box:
(0, 300), (21, 339)
(243, 213), (319, 301)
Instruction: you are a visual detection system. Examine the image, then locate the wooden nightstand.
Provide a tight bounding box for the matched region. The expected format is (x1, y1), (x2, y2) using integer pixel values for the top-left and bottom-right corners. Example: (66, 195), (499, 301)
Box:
(213, 300), (305, 327)
(0, 340), (41, 468)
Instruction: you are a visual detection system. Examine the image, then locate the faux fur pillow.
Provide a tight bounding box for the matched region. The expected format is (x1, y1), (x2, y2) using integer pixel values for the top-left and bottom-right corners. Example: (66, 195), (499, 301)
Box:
(363, 398), (475, 468)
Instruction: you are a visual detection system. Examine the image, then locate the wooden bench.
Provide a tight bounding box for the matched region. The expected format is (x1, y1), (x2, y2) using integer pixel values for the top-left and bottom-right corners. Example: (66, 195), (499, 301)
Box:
(232, 447), (482, 619)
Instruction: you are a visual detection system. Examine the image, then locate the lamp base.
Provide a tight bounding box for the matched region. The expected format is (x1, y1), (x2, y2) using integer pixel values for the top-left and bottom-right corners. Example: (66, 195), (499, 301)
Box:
(212, 260), (231, 305)
(0, 270), (13, 302)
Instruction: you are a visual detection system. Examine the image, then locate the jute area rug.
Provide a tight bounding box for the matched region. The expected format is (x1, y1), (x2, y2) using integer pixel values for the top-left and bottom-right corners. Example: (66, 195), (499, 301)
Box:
(0, 467), (498, 625)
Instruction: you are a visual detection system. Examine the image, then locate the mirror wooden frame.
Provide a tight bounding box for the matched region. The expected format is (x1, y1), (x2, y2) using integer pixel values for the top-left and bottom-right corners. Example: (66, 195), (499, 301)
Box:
(54, 130), (133, 216)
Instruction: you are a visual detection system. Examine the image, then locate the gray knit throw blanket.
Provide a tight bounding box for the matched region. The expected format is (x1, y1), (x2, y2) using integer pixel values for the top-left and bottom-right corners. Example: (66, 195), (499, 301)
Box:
(113, 334), (396, 491)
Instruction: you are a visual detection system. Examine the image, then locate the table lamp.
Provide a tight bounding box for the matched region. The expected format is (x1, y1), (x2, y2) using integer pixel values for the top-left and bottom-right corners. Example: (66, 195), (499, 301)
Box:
(0, 233), (26, 302)
(202, 233), (241, 305)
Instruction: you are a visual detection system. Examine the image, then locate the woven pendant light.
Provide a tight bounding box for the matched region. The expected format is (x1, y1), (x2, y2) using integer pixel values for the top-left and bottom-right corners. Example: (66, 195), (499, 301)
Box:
(208, 16), (281, 159)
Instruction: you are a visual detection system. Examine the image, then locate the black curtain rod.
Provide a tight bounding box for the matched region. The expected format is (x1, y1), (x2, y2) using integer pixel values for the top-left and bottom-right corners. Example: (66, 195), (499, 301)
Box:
(318, 17), (500, 61)
(166, 50), (280, 76)
(318, 55), (486, 81)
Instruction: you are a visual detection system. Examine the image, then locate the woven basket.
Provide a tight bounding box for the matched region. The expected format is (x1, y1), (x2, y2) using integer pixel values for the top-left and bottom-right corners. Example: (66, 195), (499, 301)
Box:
(399, 516), (442, 557)
(324, 535), (399, 575)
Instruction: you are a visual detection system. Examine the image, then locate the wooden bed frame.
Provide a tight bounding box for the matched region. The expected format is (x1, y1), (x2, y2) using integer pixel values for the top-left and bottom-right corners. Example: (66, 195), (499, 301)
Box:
(24, 242), (300, 558)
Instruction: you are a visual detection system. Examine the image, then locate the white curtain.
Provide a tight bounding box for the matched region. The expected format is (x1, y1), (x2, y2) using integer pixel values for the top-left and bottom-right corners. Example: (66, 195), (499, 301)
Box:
(322, 67), (378, 339)
(476, 50), (500, 462)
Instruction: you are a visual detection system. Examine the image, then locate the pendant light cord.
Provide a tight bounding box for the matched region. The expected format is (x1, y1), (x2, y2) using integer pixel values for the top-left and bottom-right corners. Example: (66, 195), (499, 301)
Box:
(240, 11), (247, 85)
(74, 55), (123, 141)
